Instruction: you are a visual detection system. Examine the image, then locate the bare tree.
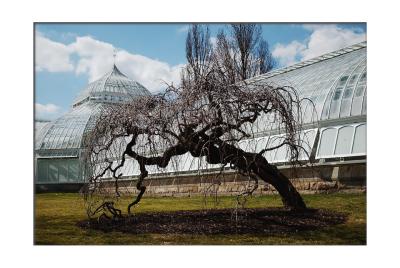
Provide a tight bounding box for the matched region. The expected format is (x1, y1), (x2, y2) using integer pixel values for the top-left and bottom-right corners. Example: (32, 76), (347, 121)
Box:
(83, 24), (309, 219)
(257, 39), (275, 74)
(213, 24), (275, 84)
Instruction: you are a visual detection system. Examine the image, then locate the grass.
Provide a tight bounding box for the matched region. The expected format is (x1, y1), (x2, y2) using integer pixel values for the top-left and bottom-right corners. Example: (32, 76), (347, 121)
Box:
(34, 192), (366, 245)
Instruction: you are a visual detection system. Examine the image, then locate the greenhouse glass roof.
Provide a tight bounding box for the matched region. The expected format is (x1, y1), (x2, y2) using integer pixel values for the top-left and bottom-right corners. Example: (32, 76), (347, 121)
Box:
(35, 64), (151, 158)
(72, 64), (151, 107)
(248, 42), (366, 125)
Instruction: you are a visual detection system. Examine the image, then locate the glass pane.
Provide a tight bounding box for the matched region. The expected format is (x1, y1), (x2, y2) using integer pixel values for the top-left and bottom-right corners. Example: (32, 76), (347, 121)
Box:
(264, 136), (279, 162)
(355, 84), (365, 97)
(360, 72), (366, 81)
(338, 76), (349, 86)
(37, 160), (48, 182)
(68, 160), (80, 182)
(58, 160), (68, 183)
(351, 71), (366, 116)
(329, 99), (341, 118)
(255, 137), (268, 153)
(349, 74), (358, 84)
(298, 129), (317, 160)
(48, 162), (58, 182)
(339, 99), (351, 117)
(317, 128), (337, 157)
(321, 91), (333, 120)
(352, 124), (366, 154)
(343, 88), (353, 99)
(334, 126), (354, 155)
(351, 96), (363, 116)
(274, 144), (289, 162)
(333, 90), (342, 100)
(362, 89), (367, 114)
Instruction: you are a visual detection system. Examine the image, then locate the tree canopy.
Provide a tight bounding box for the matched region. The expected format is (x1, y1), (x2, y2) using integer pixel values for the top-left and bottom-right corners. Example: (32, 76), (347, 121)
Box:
(83, 24), (310, 219)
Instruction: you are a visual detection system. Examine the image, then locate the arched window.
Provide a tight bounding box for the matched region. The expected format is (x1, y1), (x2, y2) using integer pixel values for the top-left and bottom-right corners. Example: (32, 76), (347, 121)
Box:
(352, 124), (366, 154)
(334, 126), (354, 155)
(317, 128), (337, 157)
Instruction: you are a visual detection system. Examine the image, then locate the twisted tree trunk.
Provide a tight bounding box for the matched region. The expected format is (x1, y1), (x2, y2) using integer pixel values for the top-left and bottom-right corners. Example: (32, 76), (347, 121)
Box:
(250, 155), (307, 210)
(193, 140), (307, 211)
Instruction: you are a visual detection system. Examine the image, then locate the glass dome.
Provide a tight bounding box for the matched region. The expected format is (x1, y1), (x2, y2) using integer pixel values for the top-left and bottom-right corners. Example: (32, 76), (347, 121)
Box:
(35, 64), (151, 158)
(72, 64), (151, 107)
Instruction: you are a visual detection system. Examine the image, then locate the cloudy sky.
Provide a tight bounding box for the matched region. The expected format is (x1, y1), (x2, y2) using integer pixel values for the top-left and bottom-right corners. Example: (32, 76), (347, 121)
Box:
(35, 23), (366, 120)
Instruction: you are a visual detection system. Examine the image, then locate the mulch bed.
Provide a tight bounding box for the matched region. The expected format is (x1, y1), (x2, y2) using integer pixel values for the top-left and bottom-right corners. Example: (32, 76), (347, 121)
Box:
(77, 208), (347, 235)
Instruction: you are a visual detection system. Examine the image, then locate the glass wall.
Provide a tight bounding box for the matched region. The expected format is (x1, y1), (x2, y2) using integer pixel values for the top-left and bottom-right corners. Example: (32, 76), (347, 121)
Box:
(316, 123), (366, 159)
(36, 158), (82, 183)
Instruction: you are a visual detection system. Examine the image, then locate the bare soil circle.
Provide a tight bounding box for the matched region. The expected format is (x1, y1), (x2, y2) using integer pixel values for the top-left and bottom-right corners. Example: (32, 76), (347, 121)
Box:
(77, 208), (347, 235)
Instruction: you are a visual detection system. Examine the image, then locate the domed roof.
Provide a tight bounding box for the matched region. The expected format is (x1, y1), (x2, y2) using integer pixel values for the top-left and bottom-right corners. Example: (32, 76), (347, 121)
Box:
(35, 102), (100, 157)
(36, 65), (152, 158)
(72, 64), (151, 107)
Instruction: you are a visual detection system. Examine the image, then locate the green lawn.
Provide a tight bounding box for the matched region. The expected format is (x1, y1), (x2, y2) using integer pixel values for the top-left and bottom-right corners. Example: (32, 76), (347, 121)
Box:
(35, 193), (366, 245)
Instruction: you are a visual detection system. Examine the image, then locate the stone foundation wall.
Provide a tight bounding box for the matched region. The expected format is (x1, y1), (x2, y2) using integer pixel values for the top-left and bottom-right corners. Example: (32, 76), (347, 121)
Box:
(95, 163), (366, 197)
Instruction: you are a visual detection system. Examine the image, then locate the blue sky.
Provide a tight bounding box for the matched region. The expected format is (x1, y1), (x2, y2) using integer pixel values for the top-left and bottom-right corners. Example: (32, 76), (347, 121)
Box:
(35, 23), (366, 120)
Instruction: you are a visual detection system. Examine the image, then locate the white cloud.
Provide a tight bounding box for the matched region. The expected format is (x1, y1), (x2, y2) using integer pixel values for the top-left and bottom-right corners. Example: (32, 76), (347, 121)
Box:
(301, 24), (366, 60)
(70, 36), (115, 82)
(272, 24), (366, 67)
(117, 51), (185, 93)
(35, 33), (185, 93)
(272, 41), (306, 66)
(35, 32), (74, 72)
(35, 103), (61, 120)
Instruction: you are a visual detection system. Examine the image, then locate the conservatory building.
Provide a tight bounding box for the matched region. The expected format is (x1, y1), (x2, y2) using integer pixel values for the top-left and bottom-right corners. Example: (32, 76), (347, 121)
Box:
(34, 41), (367, 194)
(35, 65), (151, 191)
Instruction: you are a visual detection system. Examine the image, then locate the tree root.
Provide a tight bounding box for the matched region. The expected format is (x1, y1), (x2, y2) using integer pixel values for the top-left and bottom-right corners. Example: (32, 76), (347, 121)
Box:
(92, 201), (122, 221)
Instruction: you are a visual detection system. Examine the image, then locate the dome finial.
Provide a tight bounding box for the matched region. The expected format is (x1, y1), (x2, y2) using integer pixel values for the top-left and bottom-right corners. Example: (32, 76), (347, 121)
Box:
(113, 48), (117, 66)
